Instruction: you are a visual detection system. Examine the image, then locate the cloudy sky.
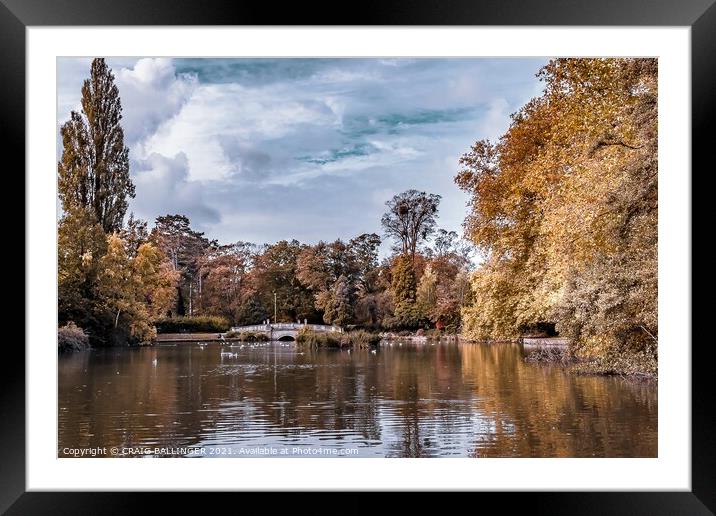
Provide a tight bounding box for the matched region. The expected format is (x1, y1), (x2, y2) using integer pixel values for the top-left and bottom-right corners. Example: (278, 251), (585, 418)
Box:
(57, 57), (546, 253)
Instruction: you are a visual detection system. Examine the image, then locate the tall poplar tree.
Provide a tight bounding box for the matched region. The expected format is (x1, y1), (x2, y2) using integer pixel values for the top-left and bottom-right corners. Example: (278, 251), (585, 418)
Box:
(58, 58), (134, 233)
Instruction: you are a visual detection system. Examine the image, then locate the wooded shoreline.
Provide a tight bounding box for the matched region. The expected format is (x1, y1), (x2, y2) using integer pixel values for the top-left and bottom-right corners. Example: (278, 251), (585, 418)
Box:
(58, 58), (658, 378)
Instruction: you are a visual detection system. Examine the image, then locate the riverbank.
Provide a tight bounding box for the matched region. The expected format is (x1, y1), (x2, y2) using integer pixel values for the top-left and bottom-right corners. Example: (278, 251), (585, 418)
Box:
(520, 338), (657, 379)
(456, 334), (657, 379)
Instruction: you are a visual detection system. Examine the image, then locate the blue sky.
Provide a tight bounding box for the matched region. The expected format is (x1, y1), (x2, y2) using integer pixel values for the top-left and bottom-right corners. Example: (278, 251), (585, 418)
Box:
(57, 58), (546, 253)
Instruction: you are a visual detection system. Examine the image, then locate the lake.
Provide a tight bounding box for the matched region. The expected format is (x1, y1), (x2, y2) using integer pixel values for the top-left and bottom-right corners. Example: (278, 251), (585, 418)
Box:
(58, 340), (657, 458)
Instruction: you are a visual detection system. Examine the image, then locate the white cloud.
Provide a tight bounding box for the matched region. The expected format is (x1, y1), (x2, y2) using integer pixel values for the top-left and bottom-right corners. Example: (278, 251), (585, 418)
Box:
(131, 152), (220, 227)
(141, 82), (338, 181)
(115, 58), (198, 147)
(57, 57), (547, 246)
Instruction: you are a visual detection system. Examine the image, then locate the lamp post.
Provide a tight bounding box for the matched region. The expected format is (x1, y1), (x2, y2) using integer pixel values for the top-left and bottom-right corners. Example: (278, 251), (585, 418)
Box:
(273, 291), (277, 323)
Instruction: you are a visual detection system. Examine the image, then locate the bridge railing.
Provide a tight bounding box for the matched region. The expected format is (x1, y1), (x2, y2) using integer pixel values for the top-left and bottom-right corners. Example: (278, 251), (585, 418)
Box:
(230, 324), (270, 333)
(229, 323), (343, 333)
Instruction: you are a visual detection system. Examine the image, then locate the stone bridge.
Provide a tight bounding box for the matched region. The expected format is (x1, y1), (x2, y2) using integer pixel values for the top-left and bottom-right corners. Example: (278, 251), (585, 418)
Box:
(228, 322), (343, 341)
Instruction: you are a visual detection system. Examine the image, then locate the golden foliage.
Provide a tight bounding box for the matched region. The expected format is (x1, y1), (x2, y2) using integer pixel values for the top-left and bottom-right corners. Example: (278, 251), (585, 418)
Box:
(457, 58), (658, 370)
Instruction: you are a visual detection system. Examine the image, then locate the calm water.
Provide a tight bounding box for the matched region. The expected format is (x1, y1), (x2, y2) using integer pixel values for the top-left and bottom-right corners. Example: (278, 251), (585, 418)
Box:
(58, 340), (657, 458)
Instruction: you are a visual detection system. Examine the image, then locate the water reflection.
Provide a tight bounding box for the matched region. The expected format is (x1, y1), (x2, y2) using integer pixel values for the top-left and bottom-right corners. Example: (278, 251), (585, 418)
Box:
(58, 341), (657, 457)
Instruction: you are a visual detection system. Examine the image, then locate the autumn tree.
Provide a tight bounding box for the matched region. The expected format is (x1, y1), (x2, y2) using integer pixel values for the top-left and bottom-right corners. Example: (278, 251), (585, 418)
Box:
(252, 240), (318, 323)
(416, 264), (437, 317)
(58, 58), (134, 233)
(295, 233), (382, 326)
(133, 242), (179, 322)
(96, 234), (177, 344)
(95, 234), (137, 338)
(457, 58), (657, 372)
(120, 213), (149, 258)
(381, 190), (441, 261)
(58, 207), (108, 338)
(150, 214), (210, 316)
(349, 233), (382, 290)
(56, 58), (179, 346)
(196, 241), (259, 322)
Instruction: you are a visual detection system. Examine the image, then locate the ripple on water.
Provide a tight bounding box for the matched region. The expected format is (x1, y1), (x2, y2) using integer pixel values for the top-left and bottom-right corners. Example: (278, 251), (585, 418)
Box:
(58, 341), (658, 457)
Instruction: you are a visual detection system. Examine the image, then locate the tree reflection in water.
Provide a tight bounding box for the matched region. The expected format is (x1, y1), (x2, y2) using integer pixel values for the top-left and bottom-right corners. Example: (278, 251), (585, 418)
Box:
(58, 341), (657, 457)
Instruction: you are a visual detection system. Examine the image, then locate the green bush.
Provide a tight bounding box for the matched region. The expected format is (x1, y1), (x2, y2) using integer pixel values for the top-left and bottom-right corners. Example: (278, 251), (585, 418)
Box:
(154, 316), (231, 333)
(58, 322), (90, 352)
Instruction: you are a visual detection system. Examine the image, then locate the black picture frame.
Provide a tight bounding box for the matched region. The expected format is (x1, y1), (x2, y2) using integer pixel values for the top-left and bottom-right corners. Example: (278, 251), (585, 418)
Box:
(5, 0), (713, 512)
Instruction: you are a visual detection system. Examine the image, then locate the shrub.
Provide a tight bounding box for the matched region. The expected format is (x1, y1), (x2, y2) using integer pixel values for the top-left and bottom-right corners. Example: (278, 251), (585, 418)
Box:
(154, 316), (230, 333)
(296, 328), (343, 348)
(568, 334), (658, 377)
(298, 328), (380, 348)
(224, 330), (269, 341)
(348, 330), (381, 347)
(58, 322), (90, 352)
(524, 346), (572, 364)
(571, 345), (657, 378)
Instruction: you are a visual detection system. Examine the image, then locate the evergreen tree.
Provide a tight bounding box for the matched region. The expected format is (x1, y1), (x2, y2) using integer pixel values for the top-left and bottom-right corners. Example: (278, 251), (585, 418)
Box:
(323, 275), (354, 327)
(390, 255), (422, 329)
(391, 255), (417, 305)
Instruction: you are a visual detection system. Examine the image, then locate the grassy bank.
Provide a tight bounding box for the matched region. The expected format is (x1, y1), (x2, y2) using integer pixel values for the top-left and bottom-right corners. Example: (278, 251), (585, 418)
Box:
(296, 328), (381, 349)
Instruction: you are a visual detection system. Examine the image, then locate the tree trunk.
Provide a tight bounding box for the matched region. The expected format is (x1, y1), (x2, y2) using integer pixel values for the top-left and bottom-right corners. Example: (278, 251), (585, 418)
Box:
(189, 281), (193, 316)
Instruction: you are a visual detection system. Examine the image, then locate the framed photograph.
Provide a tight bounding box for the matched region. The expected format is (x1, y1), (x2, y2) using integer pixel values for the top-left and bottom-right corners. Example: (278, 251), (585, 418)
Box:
(7, 0), (713, 511)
